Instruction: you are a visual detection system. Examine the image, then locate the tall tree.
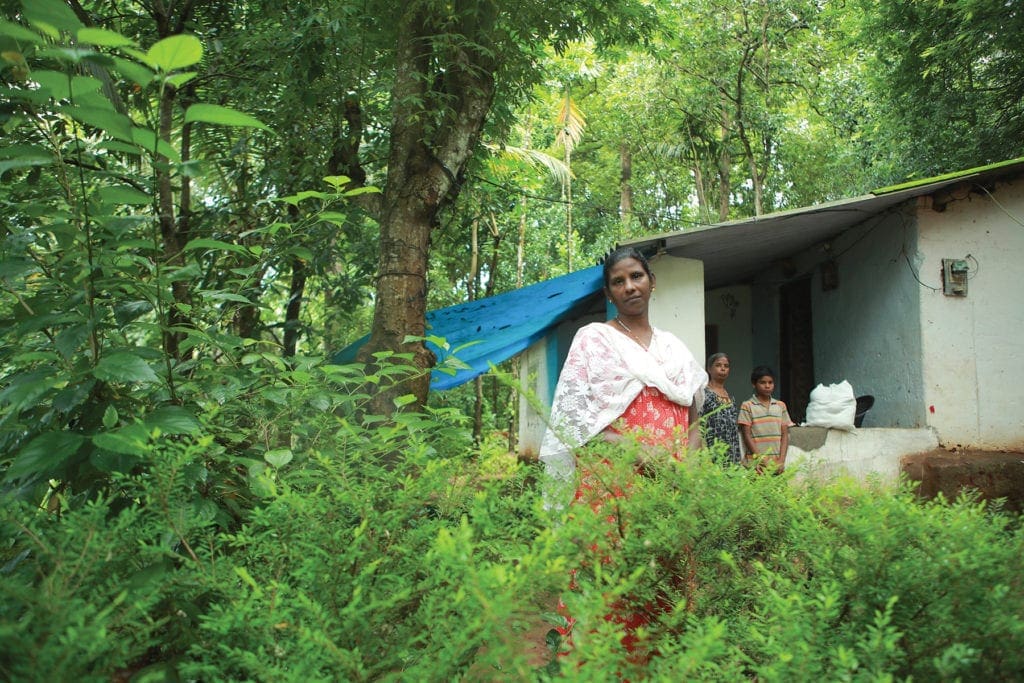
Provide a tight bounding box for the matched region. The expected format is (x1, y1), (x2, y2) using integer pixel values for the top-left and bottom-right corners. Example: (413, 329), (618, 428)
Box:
(345, 0), (657, 414)
(853, 0), (1024, 179)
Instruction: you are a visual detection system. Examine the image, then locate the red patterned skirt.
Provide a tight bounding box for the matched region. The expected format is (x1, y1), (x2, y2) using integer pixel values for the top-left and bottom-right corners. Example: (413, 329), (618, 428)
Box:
(557, 386), (690, 658)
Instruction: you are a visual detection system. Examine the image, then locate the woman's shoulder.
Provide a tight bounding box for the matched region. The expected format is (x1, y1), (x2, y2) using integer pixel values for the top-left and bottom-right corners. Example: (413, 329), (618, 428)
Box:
(567, 321), (617, 352)
(574, 321), (617, 340)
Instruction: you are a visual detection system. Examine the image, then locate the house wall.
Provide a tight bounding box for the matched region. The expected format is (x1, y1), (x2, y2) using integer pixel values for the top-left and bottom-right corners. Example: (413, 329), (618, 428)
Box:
(749, 284), (781, 392)
(917, 178), (1024, 450)
(704, 285), (754, 400)
(806, 207), (926, 428)
(648, 254), (706, 360)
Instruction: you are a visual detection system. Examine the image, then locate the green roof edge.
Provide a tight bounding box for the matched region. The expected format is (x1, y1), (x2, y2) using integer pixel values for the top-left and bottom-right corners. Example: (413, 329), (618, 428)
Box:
(872, 156), (1024, 195)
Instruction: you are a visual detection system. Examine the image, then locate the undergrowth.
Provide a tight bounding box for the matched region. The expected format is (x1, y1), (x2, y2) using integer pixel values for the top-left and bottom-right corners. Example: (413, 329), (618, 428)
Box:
(2, 413), (1022, 682)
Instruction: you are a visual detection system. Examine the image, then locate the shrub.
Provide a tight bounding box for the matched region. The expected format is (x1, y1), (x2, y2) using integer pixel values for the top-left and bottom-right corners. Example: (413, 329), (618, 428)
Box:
(2, 423), (1021, 681)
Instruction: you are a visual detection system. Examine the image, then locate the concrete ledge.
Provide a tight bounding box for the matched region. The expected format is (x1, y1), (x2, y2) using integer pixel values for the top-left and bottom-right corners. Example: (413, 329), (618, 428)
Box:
(788, 427), (939, 486)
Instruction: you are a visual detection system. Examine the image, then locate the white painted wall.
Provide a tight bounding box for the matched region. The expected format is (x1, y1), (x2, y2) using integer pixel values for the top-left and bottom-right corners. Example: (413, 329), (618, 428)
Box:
(789, 427), (940, 486)
(806, 208), (926, 428)
(917, 179), (1024, 450)
(648, 254), (706, 361)
(704, 285), (754, 400)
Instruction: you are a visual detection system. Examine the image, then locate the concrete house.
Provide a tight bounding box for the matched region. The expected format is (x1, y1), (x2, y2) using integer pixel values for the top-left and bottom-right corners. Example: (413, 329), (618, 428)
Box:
(515, 158), (1024, 485)
(337, 158), (1023, 494)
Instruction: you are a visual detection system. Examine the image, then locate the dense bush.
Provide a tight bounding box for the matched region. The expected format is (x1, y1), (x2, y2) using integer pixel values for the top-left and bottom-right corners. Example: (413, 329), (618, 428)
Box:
(3, 416), (1022, 681)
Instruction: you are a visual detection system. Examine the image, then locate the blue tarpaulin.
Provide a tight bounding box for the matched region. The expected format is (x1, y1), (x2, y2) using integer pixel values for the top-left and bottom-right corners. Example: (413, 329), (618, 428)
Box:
(331, 265), (603, 390)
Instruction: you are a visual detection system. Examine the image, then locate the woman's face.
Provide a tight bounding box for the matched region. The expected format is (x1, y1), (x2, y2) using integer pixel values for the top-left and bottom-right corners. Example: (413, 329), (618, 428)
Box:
(710, 356), (730, 381)
(604, 257), (654, 316)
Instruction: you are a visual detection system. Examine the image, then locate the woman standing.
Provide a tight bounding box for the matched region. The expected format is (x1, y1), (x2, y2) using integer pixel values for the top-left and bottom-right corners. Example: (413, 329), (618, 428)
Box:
(700, 353), (742, 465)
(539, 247), (708, 488)
(538, 246), (708, 657)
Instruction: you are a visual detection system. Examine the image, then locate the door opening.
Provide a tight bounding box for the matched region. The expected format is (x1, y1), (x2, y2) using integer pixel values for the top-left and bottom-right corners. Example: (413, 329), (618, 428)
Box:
(779, 278), (814, 424)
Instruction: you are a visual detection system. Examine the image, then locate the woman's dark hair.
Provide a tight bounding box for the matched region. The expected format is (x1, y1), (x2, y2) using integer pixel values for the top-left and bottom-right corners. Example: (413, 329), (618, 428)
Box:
(602, 246), (653, 288)
(750, 365), (776, 383)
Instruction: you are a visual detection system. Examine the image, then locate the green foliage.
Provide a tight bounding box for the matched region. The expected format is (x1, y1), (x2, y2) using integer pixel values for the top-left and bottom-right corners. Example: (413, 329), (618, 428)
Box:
(538, 446), (1024, 681)
(4, 429), (1022, 681)
(852, 0), (1024, 179)
(0, 10), (380, 503)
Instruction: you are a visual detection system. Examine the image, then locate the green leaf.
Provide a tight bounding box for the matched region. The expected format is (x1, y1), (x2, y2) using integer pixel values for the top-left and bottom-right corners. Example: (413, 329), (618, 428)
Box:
(322, 175), (351, 188)
(94, 352), (160, 384)
(145, 406), (201, 435)
(99, 140), (144, 156)
(69, 75), (104, 97)
(208, 292), (256, 304)
(98, 185), (151, 206)
(0, 158), (51, 175)
(178, 159), (205, 177)
(113, 300), (154, 326)
(5, 431), (85, 481)
(343, 186), (381, 197)
(164, 71), (197, 89)
(54, 324), (88, 360)
(0, 20), (43, 44)
(146, 34), (202, 72)
(0, 368), (59, 411)
(76, 27), (136, 48)
(36, 46), (94, 63)
(29, 70), (68, 99)
(183, 237), (251, 256)
(23, 0), (84, 37)
(264, 448), (293, 468)
(129, 125), (181, 162)
(111, 56), (153, 87)
(102, 405), (119, 429)
(92, 423), (149, 456)
(65, 105), (133, 142)
(277, 190), (331, 206)
(183, 104), (269, 130)
(318, 211), (347, 226)
(393, 393), (418, 408)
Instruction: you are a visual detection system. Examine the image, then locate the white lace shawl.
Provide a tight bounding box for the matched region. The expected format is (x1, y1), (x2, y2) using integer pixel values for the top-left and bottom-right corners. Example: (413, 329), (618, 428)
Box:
(538, 322), (708, 485)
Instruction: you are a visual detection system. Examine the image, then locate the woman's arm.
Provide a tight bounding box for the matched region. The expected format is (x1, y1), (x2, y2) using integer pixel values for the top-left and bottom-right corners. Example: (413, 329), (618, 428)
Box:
(687, 399), (701, 451)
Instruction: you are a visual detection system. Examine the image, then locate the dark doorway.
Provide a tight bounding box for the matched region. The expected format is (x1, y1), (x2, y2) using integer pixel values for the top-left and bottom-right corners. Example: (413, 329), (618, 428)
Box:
(779, 278), (814, 424)
(705, 324), (719, 359)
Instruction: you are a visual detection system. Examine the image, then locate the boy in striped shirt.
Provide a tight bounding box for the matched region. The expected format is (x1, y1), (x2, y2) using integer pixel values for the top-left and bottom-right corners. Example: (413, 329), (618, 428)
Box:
(737, 366), (794, 473)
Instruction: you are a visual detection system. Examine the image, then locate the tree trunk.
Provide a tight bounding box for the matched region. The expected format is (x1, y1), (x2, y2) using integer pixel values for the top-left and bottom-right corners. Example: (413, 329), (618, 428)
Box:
(564, 145), (573, 271)
(516, 196), (527, 287)
(283, 257), (307, 357)
(150, 1), (196, 364)
(156, 86), (190, 361)
(470, 216), (483, 443)
(717, 103), (732, 222)
(619, 144), (633, 228)
(358, 2), (498, 416)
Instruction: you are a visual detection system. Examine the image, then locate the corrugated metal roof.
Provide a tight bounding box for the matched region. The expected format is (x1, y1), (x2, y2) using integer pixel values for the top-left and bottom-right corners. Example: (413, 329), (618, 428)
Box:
(622, 157), (1024, 289)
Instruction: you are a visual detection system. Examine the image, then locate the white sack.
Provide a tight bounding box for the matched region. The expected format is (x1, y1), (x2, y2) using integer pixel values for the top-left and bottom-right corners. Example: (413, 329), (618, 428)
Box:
(803, 380), (856, 431)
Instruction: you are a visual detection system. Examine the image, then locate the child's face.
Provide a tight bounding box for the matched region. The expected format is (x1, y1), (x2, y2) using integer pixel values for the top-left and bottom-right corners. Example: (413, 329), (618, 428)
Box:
(754, 375), (775, 399)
